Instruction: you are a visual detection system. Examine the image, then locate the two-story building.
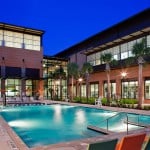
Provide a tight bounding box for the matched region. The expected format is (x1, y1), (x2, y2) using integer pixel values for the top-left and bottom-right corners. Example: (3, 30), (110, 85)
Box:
(55, 8), (150, 105)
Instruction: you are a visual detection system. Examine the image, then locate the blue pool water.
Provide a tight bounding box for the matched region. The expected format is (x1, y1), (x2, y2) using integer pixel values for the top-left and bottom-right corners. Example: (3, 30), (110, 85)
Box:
(1, 104), (150, 148)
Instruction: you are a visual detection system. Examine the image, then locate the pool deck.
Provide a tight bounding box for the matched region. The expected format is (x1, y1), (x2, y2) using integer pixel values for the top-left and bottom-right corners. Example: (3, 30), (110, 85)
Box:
(0, 100), (150, 150)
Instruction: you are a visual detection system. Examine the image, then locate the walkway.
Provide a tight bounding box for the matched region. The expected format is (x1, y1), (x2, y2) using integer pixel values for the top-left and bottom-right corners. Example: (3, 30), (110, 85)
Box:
(0, 100), (149, 150)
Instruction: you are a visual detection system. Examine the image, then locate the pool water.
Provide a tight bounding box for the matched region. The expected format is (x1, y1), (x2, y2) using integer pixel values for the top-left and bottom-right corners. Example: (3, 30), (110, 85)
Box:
(1, 104), (150, 147)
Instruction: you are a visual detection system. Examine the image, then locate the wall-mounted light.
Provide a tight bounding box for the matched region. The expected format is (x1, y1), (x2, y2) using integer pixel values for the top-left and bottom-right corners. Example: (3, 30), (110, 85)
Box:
(121, 72), (127, 78)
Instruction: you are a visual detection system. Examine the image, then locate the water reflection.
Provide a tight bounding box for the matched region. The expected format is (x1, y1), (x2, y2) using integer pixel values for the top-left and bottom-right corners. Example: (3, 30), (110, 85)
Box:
(75, 109), (85, 124)
(53, 105), (62, 122)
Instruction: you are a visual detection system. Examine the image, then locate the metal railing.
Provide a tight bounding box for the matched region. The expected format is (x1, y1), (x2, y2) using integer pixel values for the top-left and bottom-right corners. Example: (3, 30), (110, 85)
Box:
(98, 112), (148, 134)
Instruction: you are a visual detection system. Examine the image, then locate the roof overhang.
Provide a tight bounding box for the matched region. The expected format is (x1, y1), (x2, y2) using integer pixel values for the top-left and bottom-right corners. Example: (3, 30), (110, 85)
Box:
(83, 27), (150, 55)
(0, 22), (44, 36)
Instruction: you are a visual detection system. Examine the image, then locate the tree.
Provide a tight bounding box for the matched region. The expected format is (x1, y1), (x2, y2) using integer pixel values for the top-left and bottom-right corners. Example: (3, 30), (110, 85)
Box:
(67, 62), (79, 101)
(81, 62), (93, 102)
(132, 38), (150, 108)
(100, 53), (113, 105)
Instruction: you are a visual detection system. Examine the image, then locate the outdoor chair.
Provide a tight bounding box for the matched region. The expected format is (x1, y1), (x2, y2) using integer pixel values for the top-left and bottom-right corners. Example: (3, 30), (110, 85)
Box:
(144, 136), (150, 150)
(95, 96), (102, 107)
(87, 138), (118, 150)
(116, 133), (146, 150)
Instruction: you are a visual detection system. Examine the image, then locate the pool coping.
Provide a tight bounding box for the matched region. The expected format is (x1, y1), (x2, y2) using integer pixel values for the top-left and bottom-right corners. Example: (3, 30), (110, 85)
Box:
(0, 100), (150, 150)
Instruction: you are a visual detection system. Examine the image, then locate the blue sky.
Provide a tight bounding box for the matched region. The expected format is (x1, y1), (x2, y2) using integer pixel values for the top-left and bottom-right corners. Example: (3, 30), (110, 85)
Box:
(0, 0), (149, 55)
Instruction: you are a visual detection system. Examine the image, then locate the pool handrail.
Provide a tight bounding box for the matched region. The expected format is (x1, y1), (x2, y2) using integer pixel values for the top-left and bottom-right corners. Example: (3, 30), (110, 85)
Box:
(98, 112), (148, 134)
(99, 112), (125, 132)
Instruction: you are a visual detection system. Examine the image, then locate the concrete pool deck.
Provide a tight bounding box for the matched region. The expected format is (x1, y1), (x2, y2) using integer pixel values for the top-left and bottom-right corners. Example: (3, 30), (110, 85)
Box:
(0, 100), (150, 150)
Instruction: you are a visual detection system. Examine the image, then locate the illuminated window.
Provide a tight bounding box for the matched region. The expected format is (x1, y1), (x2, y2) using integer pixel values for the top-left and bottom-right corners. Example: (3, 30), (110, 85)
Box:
(90, 83), (99, 97)
(0, 30), (3, 46)
(4, 30), (23, 48)
(145, 80), (150, 99)
(147, 35), (150, 48)
(121, 81), (138, 99)
(24, 34), (40, 51)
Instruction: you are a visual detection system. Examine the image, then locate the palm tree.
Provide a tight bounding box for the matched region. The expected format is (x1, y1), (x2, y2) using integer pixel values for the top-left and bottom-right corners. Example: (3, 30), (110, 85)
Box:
(132, 38), (150, 108)
(100, 53), (113, 105)
(67, 62), (79, 101)
(81, 62), (93, 102)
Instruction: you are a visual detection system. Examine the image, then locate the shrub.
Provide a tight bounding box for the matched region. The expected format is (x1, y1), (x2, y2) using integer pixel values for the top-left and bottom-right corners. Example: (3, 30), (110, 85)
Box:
(73, 97), (81, 103)
(88, 97), (95, 105)
(101, 98), (107, 105)
(119, 99), (138, 105)
(143, 105), (150, 110)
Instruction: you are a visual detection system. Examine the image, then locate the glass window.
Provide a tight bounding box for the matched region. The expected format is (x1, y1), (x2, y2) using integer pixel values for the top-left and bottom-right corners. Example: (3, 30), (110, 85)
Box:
(145, 80), (150, 99)
(81, 84), (86, 97)
(5, 79), (21, 97)
(103, 82), (116, 98)
(24, 34), (41, 51)
(87, 54), (95, 66)
(147, 35), (150, 48)
(90, 83), (99, 98)
(26, 80), (33, 96)
(121, 51), (128, 59)
(137, 37), (142, 43)
(95, 52), (100, 65)
(122, 81), (138, 99)
(112, 46), (120, 60)
(120, 43), (128, 60)
(4, 30), (23, 48)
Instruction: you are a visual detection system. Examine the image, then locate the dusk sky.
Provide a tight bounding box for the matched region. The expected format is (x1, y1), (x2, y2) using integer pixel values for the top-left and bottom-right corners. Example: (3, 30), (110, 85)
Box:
(0, 0), (149, 56)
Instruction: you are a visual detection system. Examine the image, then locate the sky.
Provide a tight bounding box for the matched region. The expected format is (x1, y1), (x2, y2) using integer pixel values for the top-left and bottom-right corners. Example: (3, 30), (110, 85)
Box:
(0, 0), (149, 56)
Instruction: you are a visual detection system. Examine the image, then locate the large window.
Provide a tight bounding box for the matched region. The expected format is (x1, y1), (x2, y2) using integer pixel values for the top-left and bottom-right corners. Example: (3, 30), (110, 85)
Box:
(43, 58), (68, 99)
(147, 35), (150, 48)
(5, 79), (20, 97)
(103, 82), (116, 98)
(90, 83), (99, 98)
(0, 30), (3, 46)
(81, 84), (86, 97)
(87, 35), (150, 66)
(0, 30), (41, 50)
(26, 80), (33, 96)
(121, 43), (128, 59)
(122, 81), (138, 99)
(24, 34), (40, 51)
(4, 30), (23, 48)
(145, 80), (150, 99)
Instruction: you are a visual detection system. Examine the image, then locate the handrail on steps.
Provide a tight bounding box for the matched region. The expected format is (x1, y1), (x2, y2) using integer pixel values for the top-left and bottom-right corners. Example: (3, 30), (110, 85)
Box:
(91, 112), (148, 135)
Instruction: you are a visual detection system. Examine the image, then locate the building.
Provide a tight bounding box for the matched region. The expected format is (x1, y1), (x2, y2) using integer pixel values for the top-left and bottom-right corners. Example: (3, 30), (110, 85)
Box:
(0, 9), (149, 105)
(42, 56), (68, 100)
(0, 22), (44, 99)
(55, 8), (150, 105)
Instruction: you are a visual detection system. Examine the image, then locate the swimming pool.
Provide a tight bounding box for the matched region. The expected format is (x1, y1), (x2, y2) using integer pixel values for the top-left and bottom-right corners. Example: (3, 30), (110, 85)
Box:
(1, 104), (150, 148)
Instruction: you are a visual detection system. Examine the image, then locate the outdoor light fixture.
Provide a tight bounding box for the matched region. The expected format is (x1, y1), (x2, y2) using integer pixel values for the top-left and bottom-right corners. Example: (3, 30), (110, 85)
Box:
(78, 78), (83, 82)
(121, 72), (127, 78)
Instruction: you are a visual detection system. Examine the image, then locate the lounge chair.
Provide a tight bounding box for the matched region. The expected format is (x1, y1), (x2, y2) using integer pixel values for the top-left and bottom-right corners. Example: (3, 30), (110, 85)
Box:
(144, 137), (150, 150)
(88, 138), (118, 150)
(116, 133), (146, 150)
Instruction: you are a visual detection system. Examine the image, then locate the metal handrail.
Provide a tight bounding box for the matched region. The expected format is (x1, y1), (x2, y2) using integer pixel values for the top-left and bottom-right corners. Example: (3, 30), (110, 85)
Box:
(99, 112), (125, 131)
(99, 112), (145, 134)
